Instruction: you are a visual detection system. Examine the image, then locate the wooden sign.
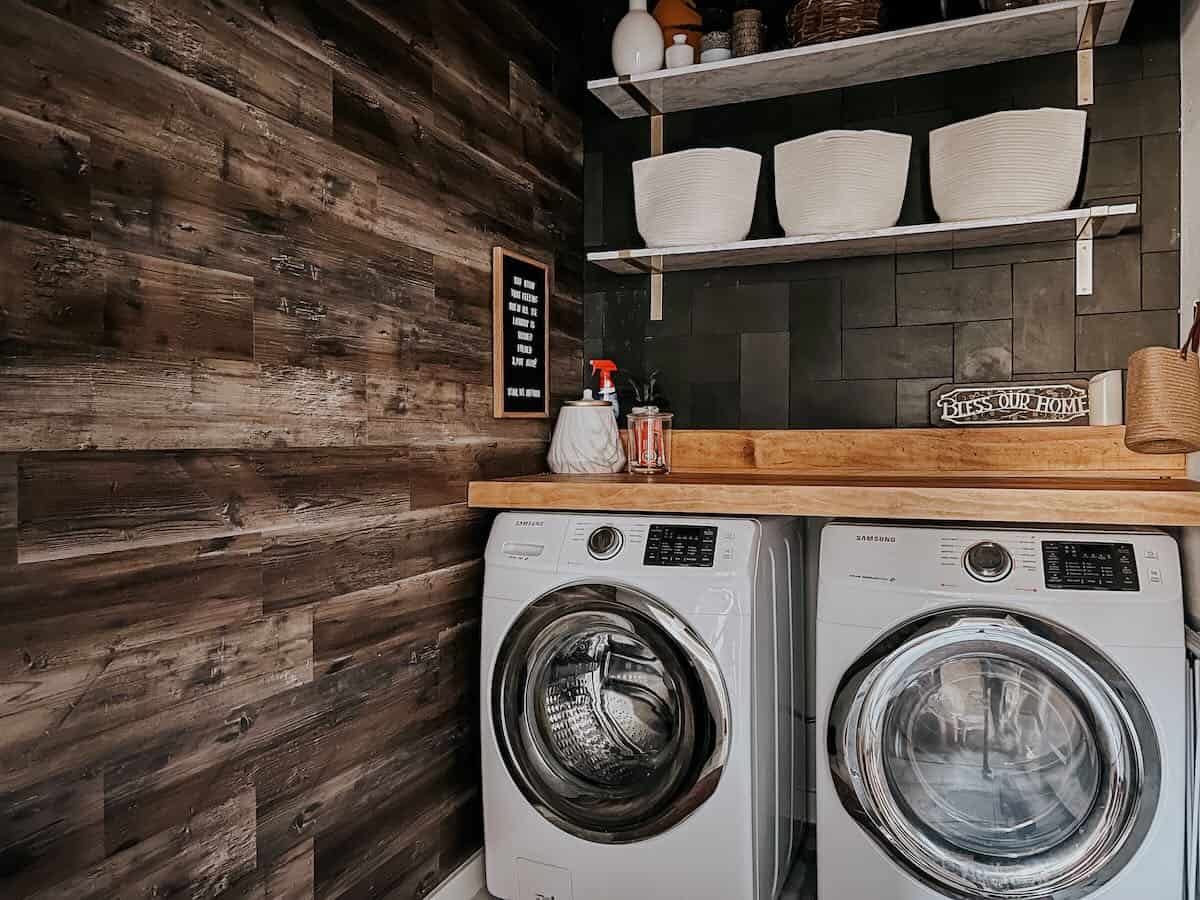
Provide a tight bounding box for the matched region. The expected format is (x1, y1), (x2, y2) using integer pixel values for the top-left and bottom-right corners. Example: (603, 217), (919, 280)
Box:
(933, 381), (1090, 427)
(492, 247), (551, 418)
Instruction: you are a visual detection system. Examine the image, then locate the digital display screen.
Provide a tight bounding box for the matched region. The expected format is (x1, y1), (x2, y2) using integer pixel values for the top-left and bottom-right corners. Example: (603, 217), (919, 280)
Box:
(1042, 542), (1139, 592)
(644, 525), (717, 567)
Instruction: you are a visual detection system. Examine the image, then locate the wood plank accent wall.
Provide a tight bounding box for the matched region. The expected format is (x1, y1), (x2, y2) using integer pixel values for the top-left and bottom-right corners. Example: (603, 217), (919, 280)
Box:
(0, 1), (582, 897)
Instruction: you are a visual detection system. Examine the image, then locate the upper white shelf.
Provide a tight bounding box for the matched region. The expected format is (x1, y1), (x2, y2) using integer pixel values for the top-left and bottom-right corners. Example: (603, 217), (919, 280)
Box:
(589, 0), (1133, 119)
(587, 204), (1137, 275)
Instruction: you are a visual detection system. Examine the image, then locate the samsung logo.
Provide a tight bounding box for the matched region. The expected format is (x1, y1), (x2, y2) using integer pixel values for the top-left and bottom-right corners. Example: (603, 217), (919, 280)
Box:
(513, 519), (544, 528)
(856, 535), (896, 543)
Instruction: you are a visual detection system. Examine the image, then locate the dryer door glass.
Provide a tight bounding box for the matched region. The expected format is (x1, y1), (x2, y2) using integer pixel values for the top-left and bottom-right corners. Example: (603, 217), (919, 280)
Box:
(493, 583), (731, 844)
(829, 608), (1160, 900)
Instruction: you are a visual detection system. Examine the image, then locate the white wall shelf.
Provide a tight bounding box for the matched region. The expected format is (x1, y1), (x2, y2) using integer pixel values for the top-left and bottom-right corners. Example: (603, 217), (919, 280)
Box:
(589, 0), (1132, 118)
(587, 204), (1137, 297)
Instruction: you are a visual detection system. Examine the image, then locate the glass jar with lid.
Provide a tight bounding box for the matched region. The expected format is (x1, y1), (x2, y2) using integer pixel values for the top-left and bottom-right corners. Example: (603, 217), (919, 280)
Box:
(626, 406), (674, 475)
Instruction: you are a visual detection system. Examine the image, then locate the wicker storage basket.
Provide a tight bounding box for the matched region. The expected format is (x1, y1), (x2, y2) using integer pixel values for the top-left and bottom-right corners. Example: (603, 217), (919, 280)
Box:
(785, 0), (882, 47)
(1125, 347), (1200, 454)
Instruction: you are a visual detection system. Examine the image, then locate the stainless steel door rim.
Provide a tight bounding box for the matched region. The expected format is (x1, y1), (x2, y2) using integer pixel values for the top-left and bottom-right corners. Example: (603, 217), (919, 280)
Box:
(493, 583), (731, 843)
(829, 607), (1161, 900)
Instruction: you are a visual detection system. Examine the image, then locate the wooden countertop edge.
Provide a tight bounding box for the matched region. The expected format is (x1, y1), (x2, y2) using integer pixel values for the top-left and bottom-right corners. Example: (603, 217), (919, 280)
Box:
(468, 475), (1200, 527)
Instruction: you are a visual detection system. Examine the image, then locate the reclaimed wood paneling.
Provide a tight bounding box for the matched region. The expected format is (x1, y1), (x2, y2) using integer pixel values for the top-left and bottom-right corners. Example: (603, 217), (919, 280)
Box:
(0, 0), (582, 897)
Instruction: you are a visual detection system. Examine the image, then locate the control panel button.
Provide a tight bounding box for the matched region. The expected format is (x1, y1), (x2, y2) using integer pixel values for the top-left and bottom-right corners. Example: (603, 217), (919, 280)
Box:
(964, 541), (1014, 583)
(586, 526), (624, 561)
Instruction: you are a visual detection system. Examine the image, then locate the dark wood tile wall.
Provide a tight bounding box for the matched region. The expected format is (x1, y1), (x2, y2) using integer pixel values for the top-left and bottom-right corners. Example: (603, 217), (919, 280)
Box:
(583, 4), (1180, 428)
(0, 1), (581, 897)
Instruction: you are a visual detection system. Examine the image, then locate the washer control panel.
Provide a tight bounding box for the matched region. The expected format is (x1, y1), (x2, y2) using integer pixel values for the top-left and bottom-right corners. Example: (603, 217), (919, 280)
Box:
(643, 524), (717, 567)
(586, 525), (624, 560)
(1042, 541), (1139, 591)
(964, 541), (1014, 583)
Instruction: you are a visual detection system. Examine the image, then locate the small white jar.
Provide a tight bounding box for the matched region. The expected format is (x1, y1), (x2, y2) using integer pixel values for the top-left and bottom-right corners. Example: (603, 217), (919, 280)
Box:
(666, 34), (695, 69)
(548, 392), (627, 474)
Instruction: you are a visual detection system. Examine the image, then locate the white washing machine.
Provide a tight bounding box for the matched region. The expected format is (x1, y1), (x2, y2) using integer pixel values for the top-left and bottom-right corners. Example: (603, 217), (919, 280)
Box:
(817, 522), (1185, 900)
(482, 513), (804, 900)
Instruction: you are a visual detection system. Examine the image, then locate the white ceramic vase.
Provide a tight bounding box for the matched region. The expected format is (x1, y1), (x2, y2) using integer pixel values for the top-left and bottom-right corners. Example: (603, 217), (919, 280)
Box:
(548, 398), (627, 474)
(612, 0), (664, 77)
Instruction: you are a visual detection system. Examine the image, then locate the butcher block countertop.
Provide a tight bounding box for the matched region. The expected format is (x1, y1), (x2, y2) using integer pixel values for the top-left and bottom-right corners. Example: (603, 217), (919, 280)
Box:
(467, 428), (1200, 527)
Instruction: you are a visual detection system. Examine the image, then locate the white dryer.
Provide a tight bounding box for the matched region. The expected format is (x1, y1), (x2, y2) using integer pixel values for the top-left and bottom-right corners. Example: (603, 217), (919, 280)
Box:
(817, 522), (1184, 900)
(481, 513), (804, 900)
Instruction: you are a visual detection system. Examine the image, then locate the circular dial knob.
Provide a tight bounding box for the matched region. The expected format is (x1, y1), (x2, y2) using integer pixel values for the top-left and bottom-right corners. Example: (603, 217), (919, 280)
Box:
(587, 526), (624, 560)
(964, 541), (1013, 583)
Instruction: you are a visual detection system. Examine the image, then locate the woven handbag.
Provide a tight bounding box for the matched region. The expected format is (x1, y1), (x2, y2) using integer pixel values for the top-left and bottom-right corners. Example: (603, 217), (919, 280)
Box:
(785, 0), (883, 47)
(1125, 303), (1200, 454)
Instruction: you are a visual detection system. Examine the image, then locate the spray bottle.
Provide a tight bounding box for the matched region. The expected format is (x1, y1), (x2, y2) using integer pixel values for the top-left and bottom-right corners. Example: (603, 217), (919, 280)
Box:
(590, 359), (619, 420)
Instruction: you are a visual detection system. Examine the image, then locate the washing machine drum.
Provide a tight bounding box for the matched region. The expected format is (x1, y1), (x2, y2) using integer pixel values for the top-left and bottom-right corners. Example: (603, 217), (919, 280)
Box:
(829, 607), (1162, 900)
(492, 583), (731, 844)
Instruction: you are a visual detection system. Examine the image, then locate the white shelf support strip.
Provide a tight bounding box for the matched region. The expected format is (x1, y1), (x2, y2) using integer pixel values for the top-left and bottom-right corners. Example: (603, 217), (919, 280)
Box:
(1076, 217), (1095, 295)
(1076, 2), (1104, 105)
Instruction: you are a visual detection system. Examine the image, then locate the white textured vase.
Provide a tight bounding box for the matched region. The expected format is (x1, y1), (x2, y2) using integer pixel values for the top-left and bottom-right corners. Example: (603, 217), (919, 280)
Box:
(548, 401), (627, 474)
(612, 0), (664, 77)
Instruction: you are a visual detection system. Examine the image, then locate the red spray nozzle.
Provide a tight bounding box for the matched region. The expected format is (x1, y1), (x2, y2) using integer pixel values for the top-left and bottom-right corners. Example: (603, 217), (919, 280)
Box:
(590, 359), (618, 389)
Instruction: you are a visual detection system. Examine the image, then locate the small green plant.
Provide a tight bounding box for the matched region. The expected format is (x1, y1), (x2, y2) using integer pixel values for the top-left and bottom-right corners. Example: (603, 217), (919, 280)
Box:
(626, 370), (670, 410)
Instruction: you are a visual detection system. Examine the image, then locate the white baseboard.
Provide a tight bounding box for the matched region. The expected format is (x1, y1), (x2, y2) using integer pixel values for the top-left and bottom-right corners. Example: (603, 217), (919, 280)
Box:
(428, 850), (486, 900)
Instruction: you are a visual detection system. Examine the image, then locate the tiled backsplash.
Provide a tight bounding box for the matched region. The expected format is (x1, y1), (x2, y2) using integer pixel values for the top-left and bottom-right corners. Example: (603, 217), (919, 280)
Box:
(583, 5), (1180, 428)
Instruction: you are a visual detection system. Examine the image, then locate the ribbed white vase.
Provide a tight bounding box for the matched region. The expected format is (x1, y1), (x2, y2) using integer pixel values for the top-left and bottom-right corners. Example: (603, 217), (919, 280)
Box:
(548, 403), (626, 474)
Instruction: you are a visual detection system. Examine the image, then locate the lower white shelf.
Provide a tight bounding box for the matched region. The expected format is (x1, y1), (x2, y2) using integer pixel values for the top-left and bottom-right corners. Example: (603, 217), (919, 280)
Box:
(587, 204), (1138, 277)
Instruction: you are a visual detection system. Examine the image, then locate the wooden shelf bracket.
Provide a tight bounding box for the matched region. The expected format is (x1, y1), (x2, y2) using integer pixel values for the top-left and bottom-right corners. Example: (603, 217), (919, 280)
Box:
(1077, 2), (1104, 105)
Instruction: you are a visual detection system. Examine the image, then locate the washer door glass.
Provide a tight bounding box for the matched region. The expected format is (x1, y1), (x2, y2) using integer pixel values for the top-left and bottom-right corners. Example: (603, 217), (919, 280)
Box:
(829, 609), (1160, 900)
(494, 583), (730, 843)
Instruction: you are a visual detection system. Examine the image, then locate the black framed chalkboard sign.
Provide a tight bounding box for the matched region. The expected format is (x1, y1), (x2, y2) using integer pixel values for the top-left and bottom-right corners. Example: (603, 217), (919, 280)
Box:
(492, 247), (551, 418)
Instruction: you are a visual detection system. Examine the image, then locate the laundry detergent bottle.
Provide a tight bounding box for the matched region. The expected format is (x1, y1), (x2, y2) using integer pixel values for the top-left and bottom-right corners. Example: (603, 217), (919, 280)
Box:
(590, 359), (619, 420)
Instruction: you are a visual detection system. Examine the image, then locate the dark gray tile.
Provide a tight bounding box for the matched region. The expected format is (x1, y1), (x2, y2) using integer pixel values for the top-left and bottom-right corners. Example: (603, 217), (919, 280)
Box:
(843, 256), (896, 329)
(1094, 42), (1144, 85)
(895, 73), (948, 115)
(1076, 310), (1180, 371)
(897, 267), (1012, 325)
(844, 325), (953, 380)
(897, 252), (951, 274)
(688, 334), (739, 384)
(584, 292), (605, 340)
(1142, 252), (1180, 311)
(584, 151), (605, 248)
(1078, 233), (1141, 314)
(691, 382), (740, 429)
(583, 338), (603, 391)
(955, 320), (1013, 382)
(843, 82), (895, 123)
(1090, 76), (1181, 141)
(648, 275), (695, 337)
(1142, 133), (1181, 253)
(643, 335), (691, 423)
(740, 333), (790, 428)
(1141, 12), (1181, 78)
(790, 380), (897, 429)
(952, 242), (1075, 269)
(693, 281), (789, 334)
(1083, 138), (1141, 202)
(1014, 259), (1075, 374)
(897, 378), (949, 427)
(790, 279), (842, 381)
